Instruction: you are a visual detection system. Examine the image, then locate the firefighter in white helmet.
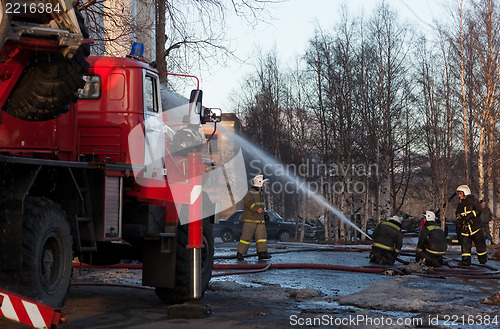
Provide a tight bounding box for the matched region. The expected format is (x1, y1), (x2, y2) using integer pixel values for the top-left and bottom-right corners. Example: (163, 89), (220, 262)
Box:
(415, 211), (447, 267)
(236, 175), (271, 260)
(369, 215), (404, 265)
(455, 184), (487, 266)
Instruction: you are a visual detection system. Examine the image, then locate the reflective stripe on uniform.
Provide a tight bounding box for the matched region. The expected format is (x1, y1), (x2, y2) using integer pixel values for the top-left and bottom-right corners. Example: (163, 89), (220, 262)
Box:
(427, 225), (441, 231)
(460, 206), (477, 218)
(470, 228), (480, 235)
(416, 248), (423, 252)
(462, 253), (471, 257)
(243, 219), (265, 224)
(256, 239), (267, 243)
(426, 249), (446, 255)
(250, 202), (265, 210)
(461, 227), (481, 236)
(477, 251), (487, 256)
(382, 222), (401, 231)
(372, 242), (395, 251)
(239, 240), (250, 245)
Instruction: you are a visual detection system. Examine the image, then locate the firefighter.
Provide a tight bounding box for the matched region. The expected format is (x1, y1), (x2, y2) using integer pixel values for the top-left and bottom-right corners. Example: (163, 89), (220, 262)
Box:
(369, 215), (403, 265)
(480, 200), (493, 245)
(236, 175), (271, 261)
(415, 211), (447, 267)
(455, 185), (487, 265)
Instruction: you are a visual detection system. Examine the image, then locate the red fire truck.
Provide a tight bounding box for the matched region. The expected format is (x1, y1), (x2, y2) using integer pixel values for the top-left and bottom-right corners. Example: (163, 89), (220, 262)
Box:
(0, 40), (221, 328)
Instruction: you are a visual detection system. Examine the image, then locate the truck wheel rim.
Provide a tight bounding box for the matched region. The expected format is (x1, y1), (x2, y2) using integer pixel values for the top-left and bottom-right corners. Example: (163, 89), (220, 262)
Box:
(40, 232), (63, 293)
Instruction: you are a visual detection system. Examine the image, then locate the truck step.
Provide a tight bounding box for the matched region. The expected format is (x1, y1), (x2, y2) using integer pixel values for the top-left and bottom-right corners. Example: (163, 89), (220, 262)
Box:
(75, 216), (97, 253)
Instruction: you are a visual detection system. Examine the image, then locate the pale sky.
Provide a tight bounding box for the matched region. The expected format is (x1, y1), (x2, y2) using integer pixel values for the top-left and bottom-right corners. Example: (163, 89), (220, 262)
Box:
(199, 0), (448, 112)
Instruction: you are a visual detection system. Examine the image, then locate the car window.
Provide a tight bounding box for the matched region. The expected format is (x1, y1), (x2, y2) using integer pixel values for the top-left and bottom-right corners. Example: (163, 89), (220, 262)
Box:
(227, 211), (243, 222)
(268, 212), (280, 222)
(273, 212), (283, 221)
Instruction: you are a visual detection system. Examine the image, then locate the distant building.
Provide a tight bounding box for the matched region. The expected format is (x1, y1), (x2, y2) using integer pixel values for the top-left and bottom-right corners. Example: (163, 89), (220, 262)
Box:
(202, 113), (243, 219)
(86, 0), (156, 60)
(202, 113), (241, 163)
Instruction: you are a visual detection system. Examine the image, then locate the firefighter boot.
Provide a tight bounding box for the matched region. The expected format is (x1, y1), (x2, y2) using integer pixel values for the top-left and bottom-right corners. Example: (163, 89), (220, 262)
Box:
(461, 256), (471, 266)
(258, 252), (271, 260)
(236, 252), (244, 261)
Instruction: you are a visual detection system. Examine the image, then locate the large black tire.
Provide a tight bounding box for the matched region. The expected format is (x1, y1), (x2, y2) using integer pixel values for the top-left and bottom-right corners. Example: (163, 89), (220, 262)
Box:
(3, 8), (90, 121)
(17, 197), (73, 308)
(155, 219), (214, 304)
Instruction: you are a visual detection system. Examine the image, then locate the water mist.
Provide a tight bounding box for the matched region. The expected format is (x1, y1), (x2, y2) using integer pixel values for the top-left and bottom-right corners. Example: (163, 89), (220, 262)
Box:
(217, 125), (372, 241)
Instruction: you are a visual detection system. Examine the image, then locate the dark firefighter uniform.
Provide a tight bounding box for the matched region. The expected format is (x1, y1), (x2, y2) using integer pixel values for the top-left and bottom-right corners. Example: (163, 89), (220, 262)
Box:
(416, 221), (447, 267)
(455, 195), (487, 265)
(369, 217), (403, 265)
(236, 186), (270, 259)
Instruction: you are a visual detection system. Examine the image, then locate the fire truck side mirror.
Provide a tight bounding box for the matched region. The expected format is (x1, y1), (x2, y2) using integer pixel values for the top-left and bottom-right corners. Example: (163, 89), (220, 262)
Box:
(189, 89), (203, 125)
(202, 108), (222, 123)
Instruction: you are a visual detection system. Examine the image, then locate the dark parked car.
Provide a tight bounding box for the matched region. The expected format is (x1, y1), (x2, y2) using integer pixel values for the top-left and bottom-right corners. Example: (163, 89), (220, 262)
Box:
(213, 210), (315, 242)
(445, 222), (460, 244)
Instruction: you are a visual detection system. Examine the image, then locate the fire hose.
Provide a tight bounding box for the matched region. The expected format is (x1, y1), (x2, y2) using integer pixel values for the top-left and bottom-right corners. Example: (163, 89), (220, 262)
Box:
(214, 246), (372, 260)
(72, 261), (388, 274)
(71, 245), (500, 289)
(71, 261), (394, 291)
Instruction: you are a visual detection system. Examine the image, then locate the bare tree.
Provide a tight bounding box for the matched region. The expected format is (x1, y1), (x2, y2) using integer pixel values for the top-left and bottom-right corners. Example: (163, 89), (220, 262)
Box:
(440, 0), (500, 242)
(367, 3), (415, 220)
(80, 0), (276, 87)
(79, 0), (154, 56)
(416, 34), (459, 227)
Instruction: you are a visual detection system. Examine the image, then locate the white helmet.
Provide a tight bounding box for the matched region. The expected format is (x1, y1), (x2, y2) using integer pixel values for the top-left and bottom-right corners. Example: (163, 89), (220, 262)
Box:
(389, 215), (402, 224)
(425, 211), (436, 222)
(456, 185), (471, 196)
(252, 175), (268, 187)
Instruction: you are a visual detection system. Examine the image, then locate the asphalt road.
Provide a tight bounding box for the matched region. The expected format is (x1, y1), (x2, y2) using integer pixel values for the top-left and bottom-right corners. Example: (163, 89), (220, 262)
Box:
(1, 240), (499, 329)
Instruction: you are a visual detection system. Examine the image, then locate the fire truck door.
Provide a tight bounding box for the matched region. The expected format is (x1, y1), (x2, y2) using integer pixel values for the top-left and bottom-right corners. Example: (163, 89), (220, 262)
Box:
(142, 71), (165, 180)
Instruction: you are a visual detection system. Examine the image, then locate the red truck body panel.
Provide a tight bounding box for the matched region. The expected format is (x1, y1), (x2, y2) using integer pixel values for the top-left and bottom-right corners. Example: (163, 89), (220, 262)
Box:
(76, 56), (154, 164)
(0, 56), (154, 163)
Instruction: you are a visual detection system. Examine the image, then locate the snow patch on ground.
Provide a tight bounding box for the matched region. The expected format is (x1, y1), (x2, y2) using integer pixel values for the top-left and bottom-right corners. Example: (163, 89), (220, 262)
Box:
(336, 276), (498, 316)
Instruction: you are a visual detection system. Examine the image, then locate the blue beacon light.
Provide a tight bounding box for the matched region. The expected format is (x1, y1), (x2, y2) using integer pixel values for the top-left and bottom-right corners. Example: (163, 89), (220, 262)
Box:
(130, 43), (145, 58)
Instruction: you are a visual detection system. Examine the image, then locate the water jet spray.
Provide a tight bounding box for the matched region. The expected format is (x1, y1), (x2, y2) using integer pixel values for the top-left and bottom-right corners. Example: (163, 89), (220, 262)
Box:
(217, 125), (372, 241)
